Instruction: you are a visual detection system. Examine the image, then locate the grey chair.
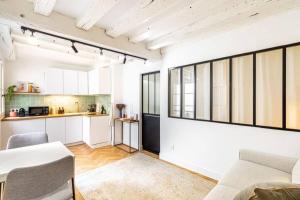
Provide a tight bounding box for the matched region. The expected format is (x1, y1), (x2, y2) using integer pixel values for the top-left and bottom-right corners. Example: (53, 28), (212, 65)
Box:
(2, 155), (75, 200)
(6, 132), (49, 149)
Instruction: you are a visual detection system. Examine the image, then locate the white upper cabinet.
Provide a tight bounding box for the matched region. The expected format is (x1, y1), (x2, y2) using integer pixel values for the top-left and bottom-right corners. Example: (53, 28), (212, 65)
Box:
(88, 70), (97, 95)
(45, 67), (109, 95)
(78, 71), (88, 95)
(45, 68), (64, 94)
(45, 68), (89, 95)
(63, 70), (78, 95)
(88, 67), (111, 95)
(99, 67), (112, 94)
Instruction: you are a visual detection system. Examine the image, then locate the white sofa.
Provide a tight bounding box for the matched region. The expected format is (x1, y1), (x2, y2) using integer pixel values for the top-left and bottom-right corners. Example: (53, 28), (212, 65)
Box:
(204, 149), (300, 200)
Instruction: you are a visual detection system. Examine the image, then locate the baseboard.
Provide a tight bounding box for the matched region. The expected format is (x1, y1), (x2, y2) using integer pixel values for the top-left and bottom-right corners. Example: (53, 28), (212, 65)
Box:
(87, 141), (111, 149)
(65, 141), (85, 147)
(159, 153), (221, 181)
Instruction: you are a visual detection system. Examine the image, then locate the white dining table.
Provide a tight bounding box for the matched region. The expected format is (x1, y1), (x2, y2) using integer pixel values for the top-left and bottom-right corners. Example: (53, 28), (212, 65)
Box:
(0, 142), (74, 183)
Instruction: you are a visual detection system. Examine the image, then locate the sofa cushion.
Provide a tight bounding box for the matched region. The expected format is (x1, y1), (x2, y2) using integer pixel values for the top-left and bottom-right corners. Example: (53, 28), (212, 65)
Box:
(249, 188), (300, 200)
(233, 182), (300, 200)
(220, 160), (291, 190)
(204, 185), (239, 200)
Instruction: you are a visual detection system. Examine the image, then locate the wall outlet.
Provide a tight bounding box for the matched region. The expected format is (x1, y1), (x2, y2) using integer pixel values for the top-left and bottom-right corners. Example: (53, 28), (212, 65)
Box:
(171, 144), (175, 151)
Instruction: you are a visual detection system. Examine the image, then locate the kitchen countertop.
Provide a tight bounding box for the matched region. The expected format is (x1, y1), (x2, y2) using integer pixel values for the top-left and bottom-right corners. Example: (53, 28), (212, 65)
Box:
(2, 112), (109, 121)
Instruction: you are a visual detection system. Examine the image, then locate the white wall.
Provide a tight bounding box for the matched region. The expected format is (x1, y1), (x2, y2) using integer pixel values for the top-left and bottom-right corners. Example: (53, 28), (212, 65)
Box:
(160, 9), (300, 180)
(113, 60), (161, 149)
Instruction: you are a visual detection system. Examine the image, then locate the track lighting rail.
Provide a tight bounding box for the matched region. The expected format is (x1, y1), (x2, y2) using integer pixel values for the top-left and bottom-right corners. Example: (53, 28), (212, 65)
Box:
(20, 26), (147, 62)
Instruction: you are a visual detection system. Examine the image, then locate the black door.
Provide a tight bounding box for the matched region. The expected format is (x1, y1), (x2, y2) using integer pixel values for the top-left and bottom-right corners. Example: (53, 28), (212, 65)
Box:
(142, 72), (160, 154)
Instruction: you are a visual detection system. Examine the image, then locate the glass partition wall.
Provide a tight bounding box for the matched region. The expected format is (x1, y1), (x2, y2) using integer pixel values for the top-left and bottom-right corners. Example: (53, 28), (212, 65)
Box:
(256, 49), (283, 128)
(196, 63), (210, 120)
(212, 59), (230, 122)
(182, 66), (195, 118)
(287, 45), (300, 130)
(168, 42), (300, 132)
(232, 55), (253, 125)
(169, 68), (181, 117)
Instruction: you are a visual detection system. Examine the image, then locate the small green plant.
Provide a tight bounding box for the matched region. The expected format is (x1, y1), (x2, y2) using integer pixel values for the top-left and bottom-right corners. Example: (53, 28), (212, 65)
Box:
(5, 85), (16, 102)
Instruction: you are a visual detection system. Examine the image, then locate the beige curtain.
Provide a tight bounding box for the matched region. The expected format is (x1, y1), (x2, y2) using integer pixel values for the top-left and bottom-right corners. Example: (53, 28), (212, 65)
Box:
(213, 59), (229, 122)
(256, 49), (282, 127)
(170, 68), (181, 117)
(232, 55), (253, 124)
(196, 63), (210, 120)
(287, 45), (300, 129)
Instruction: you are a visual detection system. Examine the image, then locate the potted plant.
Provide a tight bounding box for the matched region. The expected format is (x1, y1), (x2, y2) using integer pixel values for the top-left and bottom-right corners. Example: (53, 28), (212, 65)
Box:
(5, 85), (16, 102)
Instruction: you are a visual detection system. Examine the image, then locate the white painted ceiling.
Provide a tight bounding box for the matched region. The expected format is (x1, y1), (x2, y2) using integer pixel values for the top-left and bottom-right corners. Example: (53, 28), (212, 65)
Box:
(45, 0), (300, 50)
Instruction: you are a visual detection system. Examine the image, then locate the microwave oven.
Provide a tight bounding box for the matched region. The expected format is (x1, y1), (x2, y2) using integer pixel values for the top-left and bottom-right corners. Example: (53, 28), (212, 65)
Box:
(28, 106), (49, 116)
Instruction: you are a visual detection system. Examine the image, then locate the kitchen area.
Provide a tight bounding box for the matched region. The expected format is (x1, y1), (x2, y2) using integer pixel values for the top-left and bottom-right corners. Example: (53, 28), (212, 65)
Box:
(1, 56), (113, 150)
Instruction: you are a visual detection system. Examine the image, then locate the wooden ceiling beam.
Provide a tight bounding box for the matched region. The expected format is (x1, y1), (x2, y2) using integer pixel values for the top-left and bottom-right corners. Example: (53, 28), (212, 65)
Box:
(76, 0), (119, 31)
(0, 0), (161, 60)
(0, 24), (15, 60)
(146, 0), (300, 49)
(106, 0), (182, 38)
(33, 0), (57, 16)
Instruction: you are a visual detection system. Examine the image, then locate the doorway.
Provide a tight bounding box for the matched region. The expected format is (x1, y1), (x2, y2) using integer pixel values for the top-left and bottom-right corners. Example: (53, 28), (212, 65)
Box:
(142, 71), (160, 155)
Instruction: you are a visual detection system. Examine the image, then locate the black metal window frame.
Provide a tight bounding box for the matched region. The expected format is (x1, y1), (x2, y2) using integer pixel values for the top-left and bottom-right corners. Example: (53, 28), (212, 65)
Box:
(142, 71), (160, 116)
(168, 41), (300, 132)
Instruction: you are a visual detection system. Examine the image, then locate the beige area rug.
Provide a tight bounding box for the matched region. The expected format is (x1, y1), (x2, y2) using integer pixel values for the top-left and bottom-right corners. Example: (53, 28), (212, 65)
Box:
(76, 153), (215, 200)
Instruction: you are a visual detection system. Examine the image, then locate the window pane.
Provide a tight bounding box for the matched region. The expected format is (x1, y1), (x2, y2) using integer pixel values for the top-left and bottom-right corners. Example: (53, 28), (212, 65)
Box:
(149, 74), (155, 114)
(196, 63), (210, 120)
(142, 75), (148, 113)
(213, 59), (230, 122)
(232, 55), (253, 124)
(256, 49), (282, 128)
(182, 66), (195, 118)
(287, 45), (300, 129)
(170, 68), (181, 117)
(155, 73), (160, 115)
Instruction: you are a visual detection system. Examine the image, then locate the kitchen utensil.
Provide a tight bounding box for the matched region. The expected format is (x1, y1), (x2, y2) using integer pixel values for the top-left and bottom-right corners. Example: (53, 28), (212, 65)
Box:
(18, 108), (26, 117)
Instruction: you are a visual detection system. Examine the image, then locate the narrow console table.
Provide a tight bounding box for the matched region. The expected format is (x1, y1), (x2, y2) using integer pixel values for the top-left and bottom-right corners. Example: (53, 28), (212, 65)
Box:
(113, 118), (139, 153)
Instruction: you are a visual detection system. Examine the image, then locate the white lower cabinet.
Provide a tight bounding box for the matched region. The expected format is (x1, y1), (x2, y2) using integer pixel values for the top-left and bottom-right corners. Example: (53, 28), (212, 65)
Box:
(66, 116), (83, 144)
(46, 117), (66, 144)
(83, 116), (111, 148)
(1, 115), (105, 148)
(1, 119), (46, 149)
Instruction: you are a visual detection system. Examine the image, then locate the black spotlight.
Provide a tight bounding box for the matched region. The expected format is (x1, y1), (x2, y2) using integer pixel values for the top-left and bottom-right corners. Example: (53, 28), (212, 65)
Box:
(123, 55), (127, 64)
(71, 42), (78, 53)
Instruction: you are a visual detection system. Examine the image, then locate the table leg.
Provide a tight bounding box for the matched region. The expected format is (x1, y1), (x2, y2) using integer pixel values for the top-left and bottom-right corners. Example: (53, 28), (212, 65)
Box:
(138, 121), (140, 151)
(113, 119), (115, 146)
(0, 182), (4, 200)
(129, 122), (131, 153)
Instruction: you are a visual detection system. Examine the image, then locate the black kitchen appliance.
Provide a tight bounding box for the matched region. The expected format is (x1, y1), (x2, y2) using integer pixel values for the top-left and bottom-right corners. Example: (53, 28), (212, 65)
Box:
(28, 106), (49, 116)
(87, 104), (96, 113)
(18, 108), (26, 117)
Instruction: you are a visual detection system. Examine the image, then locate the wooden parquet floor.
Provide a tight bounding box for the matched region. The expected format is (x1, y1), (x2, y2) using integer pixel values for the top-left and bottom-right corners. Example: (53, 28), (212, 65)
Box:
(68, 144), (216, 200)
(68, 144), (131, 200)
